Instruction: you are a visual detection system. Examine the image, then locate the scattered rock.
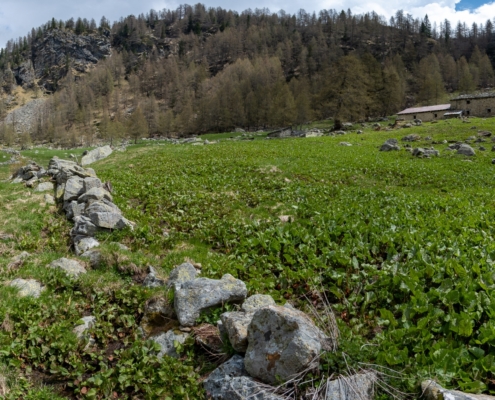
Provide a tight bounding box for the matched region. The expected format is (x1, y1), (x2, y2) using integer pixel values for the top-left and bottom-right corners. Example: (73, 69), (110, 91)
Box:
(74, 237), (100, 256)
(80, 249), (102, 269)
(143, 266), (165, 288)
(81, 145), (113, 166)
(151, 329), (189, 359)
(175, 274), (247, 327)
(244, 305), (330, 384)
(457, 143), (476, 156)
(412, 148), (439, 157)
(49, 258), (87, 277)
(10, 251), (30, 263)
(339, 142), (352, 146)
(113, 243), (129, 251)
(10, 279), (44, 298)
(421, 380), (494, 400)
(44, 194), (55, 204)
(380, 139), (400, 151)
(34, 182), (54, 192)
(73, 316), (96, 342)
(402, 134), (421, 142)
(480, 146), (486, 151)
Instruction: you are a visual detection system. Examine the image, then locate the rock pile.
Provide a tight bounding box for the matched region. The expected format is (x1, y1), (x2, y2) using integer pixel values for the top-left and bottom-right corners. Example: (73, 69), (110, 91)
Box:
(11, 155), (133, 255)
(136, 262), (361, 399)
(10, 161), (47, 187)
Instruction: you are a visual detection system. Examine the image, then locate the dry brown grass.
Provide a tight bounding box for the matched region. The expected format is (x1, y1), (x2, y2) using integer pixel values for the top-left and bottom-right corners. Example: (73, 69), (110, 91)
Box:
(0, 373), (8, 396)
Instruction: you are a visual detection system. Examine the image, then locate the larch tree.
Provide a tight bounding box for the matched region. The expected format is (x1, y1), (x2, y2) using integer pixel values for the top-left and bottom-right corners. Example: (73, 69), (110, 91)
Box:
(457, 56), (476, 93)
(417, 54), (445, 105)
(128, 106), (148, 143)
(318, 55), (370, 125)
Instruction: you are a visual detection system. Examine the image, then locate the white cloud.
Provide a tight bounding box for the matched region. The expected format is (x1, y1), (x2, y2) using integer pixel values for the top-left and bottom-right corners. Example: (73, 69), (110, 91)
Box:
(0, 0), (494, 48)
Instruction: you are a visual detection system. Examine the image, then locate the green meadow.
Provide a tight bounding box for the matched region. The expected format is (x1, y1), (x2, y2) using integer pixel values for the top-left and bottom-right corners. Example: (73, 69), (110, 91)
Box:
(1, 117), (495, 398)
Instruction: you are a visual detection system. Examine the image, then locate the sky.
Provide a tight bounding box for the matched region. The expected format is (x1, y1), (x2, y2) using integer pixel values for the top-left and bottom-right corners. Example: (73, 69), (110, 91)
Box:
(1, 0), (495, 47)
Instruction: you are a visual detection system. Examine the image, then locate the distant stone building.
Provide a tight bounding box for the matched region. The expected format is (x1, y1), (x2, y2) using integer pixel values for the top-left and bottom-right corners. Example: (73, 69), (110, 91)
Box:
(450, 92), (495, 118)
(397, 104), (452, 122)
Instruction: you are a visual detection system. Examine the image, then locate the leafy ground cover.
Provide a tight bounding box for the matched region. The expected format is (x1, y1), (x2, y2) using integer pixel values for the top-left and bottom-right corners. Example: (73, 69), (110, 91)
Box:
(1, 117), (495, 397)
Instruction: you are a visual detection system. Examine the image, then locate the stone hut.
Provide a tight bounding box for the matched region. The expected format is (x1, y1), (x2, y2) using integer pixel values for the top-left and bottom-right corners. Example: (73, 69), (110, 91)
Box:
(450, 92), (495, 117)
(397, 104), (452, 122)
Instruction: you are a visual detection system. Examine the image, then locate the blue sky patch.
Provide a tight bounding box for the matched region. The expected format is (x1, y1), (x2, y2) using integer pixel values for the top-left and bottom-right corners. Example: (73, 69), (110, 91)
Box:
(455, 0), (483, 11)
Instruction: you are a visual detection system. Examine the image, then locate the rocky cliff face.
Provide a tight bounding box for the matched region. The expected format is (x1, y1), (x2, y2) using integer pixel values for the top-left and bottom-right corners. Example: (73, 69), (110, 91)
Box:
(14, 29), (112, 91)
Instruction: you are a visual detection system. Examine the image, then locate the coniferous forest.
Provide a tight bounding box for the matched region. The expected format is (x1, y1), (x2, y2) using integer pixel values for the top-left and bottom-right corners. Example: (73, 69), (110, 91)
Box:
(0, 4), (494, 142)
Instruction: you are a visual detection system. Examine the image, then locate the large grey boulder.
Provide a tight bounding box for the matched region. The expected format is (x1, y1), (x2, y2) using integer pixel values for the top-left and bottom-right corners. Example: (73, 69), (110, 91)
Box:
(457, 143), (476, 156)
(204, 355), (284, 400)
(242, 294), (276, 312)
(323, 372), (376, 400)
(380, 139), (400, 151)
(63, 177), (84, 202)
(34, 182), (54, 192)
(244, 305), (329, 384)
(175, 274), (247, 327)
(10, 279), (44, 298)
(81, 146), (113, 166)
(151, 329), (189, 359)
(49, 258), (87, 277)
(167, 262), (199, 290)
